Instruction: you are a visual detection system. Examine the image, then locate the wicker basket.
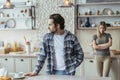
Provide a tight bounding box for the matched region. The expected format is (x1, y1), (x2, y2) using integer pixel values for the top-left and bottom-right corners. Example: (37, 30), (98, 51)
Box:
(110, 50), (120, 55)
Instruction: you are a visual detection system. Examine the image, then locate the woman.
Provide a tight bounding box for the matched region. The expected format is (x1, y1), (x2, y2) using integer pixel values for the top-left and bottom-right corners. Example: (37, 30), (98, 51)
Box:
(92, 21), (112, 77)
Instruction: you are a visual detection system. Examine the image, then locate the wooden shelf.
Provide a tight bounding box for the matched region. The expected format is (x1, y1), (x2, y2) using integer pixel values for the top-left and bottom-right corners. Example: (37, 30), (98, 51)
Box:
(0, 17), (31, 19)
(76, 2), (120, 6)
(77, 26), (120, 30)
(76, 1), (120, 31)
(78, 15), (120, 18)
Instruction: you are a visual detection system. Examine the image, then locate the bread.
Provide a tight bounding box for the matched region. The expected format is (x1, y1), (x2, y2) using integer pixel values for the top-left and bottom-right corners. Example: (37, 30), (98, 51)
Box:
(0, 76), (11, 80)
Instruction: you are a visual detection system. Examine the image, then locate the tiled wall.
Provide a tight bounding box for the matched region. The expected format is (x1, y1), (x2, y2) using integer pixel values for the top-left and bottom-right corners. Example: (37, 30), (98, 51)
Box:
(0, 0), (74, 52)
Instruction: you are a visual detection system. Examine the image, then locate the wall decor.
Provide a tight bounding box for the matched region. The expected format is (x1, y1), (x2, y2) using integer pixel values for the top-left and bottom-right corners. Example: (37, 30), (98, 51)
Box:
(86, 0), (120, 3)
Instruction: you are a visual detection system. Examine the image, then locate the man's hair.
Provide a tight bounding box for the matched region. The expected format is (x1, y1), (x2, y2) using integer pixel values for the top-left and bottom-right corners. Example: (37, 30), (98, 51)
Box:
(49, 13), (65, 29)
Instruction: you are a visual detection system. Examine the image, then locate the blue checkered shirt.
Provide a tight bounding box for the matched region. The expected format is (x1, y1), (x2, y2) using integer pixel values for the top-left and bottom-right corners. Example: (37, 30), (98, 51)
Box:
(34, 30), (84, 75)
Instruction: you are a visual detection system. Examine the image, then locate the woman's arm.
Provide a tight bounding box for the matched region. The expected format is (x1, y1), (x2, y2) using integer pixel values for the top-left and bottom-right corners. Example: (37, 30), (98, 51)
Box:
(92, 38), (112, 50)
(98, 38), (112, 49)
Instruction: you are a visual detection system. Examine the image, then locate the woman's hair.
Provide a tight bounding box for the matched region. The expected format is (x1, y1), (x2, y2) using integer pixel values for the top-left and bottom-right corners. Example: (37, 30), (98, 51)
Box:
(97, 21), (107, 39)
(49, 13), (65, 29)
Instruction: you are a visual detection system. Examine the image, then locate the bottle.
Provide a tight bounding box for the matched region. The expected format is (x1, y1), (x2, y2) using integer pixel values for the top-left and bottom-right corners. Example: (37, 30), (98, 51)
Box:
(84, 17), (91, 27)
(26, 42), (30, 55)
(13, 42), (17, 52)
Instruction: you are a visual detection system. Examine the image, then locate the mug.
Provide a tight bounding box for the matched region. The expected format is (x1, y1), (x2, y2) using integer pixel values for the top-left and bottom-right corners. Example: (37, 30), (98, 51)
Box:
(14, 72), (23, 78)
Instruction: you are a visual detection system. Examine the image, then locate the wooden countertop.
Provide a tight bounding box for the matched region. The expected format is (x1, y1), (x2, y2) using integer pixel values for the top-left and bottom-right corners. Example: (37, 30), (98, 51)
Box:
(24, 74), (111, 80)
(0, 54), (37, 58)
(0, 52), (120, 59)
(84, 52), (120, 59)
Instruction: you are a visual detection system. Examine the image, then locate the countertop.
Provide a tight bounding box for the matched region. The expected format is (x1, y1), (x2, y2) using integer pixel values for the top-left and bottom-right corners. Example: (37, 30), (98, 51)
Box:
(0, 52), (120, 59)
(0, 53), (37, 58)
(24, 75), (111, 80)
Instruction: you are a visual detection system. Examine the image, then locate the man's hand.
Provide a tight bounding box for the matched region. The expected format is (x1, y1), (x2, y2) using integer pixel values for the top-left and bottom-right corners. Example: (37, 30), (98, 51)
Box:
(24, 72), (37, 77)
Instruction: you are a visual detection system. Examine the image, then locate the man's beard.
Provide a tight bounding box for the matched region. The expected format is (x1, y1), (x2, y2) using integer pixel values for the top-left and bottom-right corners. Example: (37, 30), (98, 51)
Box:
(49, 28), (57, 33)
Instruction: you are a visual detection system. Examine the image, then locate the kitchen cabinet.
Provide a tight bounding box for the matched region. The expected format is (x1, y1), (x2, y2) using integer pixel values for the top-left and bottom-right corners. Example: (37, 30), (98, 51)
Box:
(76, 62), (84, 76)
(75, 2), (120, 30)
(84, 58), (120, 80)
(0, 0), (36, 30)
(15, 58), (30, 73)
(31, 57), (37, 72)
(84, 59), (98, 77)
(0, 57), (14, 72)
(0, 56), (46, 74)
(109, 58), (119, 80)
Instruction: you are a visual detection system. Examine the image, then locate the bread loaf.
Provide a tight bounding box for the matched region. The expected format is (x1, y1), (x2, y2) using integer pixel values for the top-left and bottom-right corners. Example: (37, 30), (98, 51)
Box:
(0, 76), (11, 80)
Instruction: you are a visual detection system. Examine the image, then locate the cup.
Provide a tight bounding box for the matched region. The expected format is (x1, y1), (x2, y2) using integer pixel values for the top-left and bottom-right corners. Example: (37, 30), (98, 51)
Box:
(26, 42), (31, 55)
(14, 72), (23, 78)
(14, 73), (22, 78)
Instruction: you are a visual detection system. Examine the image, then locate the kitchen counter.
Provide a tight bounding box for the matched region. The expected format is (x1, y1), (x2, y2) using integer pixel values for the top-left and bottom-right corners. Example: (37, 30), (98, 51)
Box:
(24, 75), (111, 80)
(0, 52), (120, 59)
(0, 54), (37, 58)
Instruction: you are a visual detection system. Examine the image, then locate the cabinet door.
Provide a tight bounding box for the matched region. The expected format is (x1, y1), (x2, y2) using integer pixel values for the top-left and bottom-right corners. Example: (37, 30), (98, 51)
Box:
(109, 58), (119, 80)
(15, 58), (30, 73)
(84, 59), (98, 77)
(31, 57), (46, 74)
(76, 62), (84, 76)
(0, 57), (14, 72)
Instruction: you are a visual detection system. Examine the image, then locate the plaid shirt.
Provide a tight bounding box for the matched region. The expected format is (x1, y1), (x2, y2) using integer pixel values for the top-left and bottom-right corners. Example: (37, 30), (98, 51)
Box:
(34, 30), (84, 75)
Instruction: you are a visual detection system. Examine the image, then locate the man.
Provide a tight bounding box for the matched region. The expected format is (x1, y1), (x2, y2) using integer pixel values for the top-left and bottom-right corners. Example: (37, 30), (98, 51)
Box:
(25, 13), (84, 76)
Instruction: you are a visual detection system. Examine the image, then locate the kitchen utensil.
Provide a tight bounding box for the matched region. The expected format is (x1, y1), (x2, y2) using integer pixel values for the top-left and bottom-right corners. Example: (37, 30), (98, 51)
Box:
(102, 8), (114, 15)
(10, 72), (25, 79)
(24, 36), (27, 43)
(5, 19), (16, 28)
(5, 43), (12, 53)
(25, 42), (31, 55)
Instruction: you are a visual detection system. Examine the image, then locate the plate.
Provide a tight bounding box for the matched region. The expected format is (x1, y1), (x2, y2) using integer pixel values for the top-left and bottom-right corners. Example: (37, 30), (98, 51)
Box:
(102, 8), (114, 15)
(5, 19), (16, 28)
(13, 75), (25, 79)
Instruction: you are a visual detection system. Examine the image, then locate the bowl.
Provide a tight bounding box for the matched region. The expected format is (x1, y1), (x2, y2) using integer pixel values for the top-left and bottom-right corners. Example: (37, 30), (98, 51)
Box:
(110, 50), (120, 55)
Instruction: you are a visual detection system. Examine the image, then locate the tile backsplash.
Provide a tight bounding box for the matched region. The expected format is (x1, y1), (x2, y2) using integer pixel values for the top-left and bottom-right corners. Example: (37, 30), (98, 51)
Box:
(0, 0), (74, 53)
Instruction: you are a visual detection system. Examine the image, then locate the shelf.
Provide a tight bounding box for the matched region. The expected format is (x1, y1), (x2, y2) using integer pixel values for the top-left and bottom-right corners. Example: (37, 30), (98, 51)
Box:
(0, 17), (31, 19)
(0, 28), (36, 31)
(77, 26), (120, 30)
(76, 2), (120, 6)
(76, 1), (120, 30)
(78, 15), (120, 17)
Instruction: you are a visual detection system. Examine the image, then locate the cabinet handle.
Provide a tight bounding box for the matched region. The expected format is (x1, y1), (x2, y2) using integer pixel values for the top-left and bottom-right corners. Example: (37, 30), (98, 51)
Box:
(89, 60), (93, 63)
(5, 58), (8, 61)
(20, 59), (24, 61)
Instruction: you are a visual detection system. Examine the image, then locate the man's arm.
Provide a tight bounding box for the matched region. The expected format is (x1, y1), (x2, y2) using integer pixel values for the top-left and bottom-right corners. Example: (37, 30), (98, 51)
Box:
(33, 42), (47, 75)
(24, 42), (47, 76)
(74, 37), (84, 67)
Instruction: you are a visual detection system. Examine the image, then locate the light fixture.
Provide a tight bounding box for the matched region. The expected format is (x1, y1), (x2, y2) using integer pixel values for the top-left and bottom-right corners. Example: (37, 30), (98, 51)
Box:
(3, 0), (14, 9)
(64, 0), (71, 6)
(59, 0), (74, 7)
